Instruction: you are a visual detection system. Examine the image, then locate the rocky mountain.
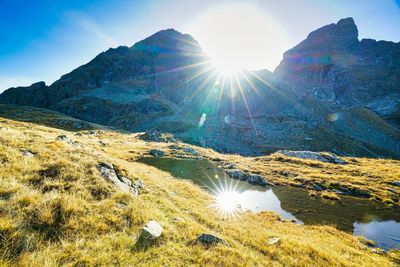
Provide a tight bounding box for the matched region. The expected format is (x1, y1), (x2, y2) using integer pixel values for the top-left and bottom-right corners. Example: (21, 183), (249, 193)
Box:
(275, 18), (400, 126)
(1, 18), (399, 158)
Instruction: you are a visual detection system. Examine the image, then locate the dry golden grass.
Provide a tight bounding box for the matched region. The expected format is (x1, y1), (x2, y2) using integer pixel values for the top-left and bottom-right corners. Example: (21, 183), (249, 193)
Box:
(0, 117), (399, 266)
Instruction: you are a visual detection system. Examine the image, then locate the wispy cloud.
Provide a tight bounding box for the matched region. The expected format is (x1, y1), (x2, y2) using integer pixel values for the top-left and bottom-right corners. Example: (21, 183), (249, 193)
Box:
(63, 11), (118, 48)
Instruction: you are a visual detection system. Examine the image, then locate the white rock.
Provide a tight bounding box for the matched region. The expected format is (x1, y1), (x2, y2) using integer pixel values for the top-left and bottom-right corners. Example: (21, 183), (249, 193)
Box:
(142, 220), (163, 239)
(267, 237), (281, 245)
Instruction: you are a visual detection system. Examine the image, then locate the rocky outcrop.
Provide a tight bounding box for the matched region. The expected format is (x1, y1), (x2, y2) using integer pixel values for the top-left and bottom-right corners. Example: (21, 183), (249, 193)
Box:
(224, 169), (275, 187)
(98, 162), (143, 196)
(149, 149), (165, 157)
(276, 150), (346, 164)
(138, 131), (176, 143)
(56, 135), (78, 146)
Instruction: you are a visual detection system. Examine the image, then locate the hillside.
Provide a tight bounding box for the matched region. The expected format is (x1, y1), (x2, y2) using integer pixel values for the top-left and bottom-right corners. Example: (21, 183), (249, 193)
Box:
(0, 107), (399, 266)
(1, 18), (399, 158)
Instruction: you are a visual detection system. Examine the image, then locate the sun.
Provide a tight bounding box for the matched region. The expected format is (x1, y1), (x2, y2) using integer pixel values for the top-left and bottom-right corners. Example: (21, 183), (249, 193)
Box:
(186, 3), (288, 75)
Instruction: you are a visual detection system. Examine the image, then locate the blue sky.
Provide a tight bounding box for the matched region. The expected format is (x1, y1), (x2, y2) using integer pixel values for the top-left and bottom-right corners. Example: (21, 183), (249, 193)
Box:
(1, 0), (399, 92)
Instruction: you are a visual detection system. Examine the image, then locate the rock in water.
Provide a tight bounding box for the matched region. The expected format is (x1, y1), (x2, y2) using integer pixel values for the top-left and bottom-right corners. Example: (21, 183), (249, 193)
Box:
(195, 234), (226, 246)
(141, 220), (163, 240)
(224, 169), (275, 187)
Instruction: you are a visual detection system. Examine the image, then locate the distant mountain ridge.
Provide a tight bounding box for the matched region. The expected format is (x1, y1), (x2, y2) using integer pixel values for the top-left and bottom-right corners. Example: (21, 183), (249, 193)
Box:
(1, 18), (400, 158)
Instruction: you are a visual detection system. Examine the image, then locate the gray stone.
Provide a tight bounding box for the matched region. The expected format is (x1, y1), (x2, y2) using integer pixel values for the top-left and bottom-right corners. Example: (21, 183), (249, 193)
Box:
(225, 169), (275, 187)
(139, 131), (176, 143)
(195, 234), (226, 246)
(267, 237), (281, 245)
(182, 147), (200, 156)
(20, 149), (34, 157)
(149, 149), (165, 157)
(98, 162), (143, 196)
(277, 150), (346, 164)
(56, 135), (77, 146)
(393, 181), (400, 187)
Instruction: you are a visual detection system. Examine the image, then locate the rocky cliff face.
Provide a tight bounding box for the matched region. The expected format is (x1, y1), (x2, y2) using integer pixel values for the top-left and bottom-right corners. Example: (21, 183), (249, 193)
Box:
(274, 18), (400, 126)
(1, 19), (399, 158)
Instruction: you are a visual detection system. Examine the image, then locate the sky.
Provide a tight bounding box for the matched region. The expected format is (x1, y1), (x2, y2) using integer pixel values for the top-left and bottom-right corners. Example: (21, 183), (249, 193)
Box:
(0, 0), (400, 92)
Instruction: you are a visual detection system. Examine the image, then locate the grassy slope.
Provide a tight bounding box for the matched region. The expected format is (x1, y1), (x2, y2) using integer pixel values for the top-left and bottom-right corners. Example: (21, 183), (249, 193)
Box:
(0, 104), (104, 131)
(0, 116), (399, 266)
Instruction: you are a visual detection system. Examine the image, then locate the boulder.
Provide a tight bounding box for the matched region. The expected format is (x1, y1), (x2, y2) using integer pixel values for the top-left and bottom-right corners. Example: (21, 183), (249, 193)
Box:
(276, 150), (346, 164)
(195, 234), (226, 246)
(141, 220), (163, 240)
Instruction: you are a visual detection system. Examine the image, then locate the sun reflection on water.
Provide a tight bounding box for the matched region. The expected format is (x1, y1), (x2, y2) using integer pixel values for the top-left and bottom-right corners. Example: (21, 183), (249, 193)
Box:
(214, 190), (242, 218)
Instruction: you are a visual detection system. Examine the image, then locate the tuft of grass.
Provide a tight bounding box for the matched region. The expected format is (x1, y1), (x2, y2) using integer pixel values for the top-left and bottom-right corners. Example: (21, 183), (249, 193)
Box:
(320, 191), (341, 201)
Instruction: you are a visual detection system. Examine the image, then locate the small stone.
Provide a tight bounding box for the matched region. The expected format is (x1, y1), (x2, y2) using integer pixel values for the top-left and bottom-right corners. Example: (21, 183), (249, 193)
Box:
(56, 135), (68, 141)
(393, 181), (400, 187)
(371, 248), (385, 255)
(267, 237), (281, 245)
(141, 220), (163, 240)
(149, 149), (165, 157)
(173, 217), (185, 223)
(134, 179), (144, 189)
(116, 203), (128, 209)
(313, 184), (324, 191)
(388, 188), (398, 194)
(223, 163), (236, 169)
(195, 233), (226, 246)
(20, 149), (34, 157)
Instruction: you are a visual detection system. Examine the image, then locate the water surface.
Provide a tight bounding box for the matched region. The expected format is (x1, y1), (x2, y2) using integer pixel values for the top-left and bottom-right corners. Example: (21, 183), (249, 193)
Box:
(139, 157), (400, 250)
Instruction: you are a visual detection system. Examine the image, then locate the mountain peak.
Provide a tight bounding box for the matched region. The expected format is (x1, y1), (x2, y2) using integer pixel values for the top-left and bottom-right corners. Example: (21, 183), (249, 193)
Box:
(132, 28), (202, 54)
(293, 17), (358, 51)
